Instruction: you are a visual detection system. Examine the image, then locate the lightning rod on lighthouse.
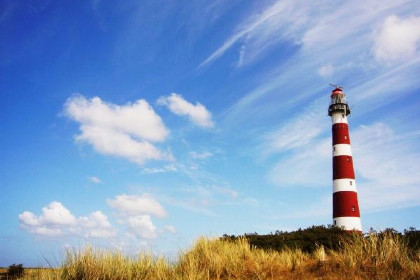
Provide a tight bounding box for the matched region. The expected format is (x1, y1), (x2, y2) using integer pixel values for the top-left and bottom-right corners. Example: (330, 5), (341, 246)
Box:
(328, 86), (362, 232)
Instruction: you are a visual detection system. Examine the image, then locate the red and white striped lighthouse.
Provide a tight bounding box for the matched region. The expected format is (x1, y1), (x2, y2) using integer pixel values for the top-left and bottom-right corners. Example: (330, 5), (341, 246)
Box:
(328, 87), (362, 232)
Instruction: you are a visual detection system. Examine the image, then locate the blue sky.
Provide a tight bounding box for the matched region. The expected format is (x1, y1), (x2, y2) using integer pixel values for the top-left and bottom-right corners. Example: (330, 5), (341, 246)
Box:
(1, 0), (420, 267)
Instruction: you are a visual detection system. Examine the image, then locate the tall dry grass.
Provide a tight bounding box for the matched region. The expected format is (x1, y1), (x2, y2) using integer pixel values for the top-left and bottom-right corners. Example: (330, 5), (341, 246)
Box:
(177, 237), (308, 279)
(15, 232), (420, 280)
(328, 232), (420, 280)
(61, 246), (172, 280)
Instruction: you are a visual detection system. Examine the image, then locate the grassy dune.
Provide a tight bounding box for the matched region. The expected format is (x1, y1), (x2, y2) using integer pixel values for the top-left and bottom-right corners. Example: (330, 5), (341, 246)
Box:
(11, 232), (420, 279)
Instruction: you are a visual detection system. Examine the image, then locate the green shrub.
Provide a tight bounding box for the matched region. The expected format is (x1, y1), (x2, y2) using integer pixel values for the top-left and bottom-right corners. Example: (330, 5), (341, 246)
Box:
(7, 264), (24, 279)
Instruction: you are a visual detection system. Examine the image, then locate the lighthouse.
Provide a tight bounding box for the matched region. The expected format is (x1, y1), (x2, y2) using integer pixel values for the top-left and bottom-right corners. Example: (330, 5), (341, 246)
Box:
(328, 87), (362, 232)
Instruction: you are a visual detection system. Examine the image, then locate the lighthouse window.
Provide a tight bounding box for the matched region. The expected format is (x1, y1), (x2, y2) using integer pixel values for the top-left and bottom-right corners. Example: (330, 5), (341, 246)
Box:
(350, 181), (353, 185)
(334, 220), (337, 225)
(346, 157), (350, 162)
(344, 135), (348, 139)
(352, 206), (355, 212)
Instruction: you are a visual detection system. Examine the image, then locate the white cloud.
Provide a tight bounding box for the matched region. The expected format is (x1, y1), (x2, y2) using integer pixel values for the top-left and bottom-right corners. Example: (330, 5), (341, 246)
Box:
(107, 194), (167, 218)
(76, 125), (172, 165)
(268, 137), (331, 187)
(201, 0), (405, 67)
(89, 176), (102, 184)
(142, 164), (178, 174)
(126, 215), (157, 239)
(64, 94), (172, 165)
(19, 202), (77, 228)
(189, 151), (213, 159)
(164, 225), (177, 234)
(373, 15), (420, 63)
(158, 93), (214, 128)
(242, 197), (260, 207)
(352, 123), (420, 211)
(77, 211), (117, 238)
(210, 185), (238, 198)
(210, 1), (419, 126)
(318, 64), (334, 77)
(199, 0), (309, 67)
(106, 194), (169, 240)
(19, 202), (116, 238)
(263, 102), (327, 156)
(64, 95), (168, 141)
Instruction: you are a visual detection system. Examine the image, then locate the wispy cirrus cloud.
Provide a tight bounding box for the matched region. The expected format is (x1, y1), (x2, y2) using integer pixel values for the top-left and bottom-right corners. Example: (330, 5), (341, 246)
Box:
(189, 151), (213, 159)
(201, 0), (412, 68)
(262, 103), (327, 156)
(264, 113), (420, 212)
(352, 123), (420, 211)
(142, 164), (178, 174)
(213, 0), (419, 126)
(199, 0), (312, 68)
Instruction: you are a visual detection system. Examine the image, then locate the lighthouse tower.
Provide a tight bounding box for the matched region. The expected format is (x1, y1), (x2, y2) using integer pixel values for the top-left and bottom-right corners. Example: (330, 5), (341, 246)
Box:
(328, 87), (362, 232)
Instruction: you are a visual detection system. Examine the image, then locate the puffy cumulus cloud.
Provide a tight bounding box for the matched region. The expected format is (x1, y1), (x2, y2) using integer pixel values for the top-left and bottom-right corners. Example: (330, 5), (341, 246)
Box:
(75, 125), (171, 165)
(107, 194), (169, 240)
(126, 215), (157, 239)
(18, 202), (116, 238)
(373, 15), (420, 63)
(158, 93), (214, 128)
(64, 95), (173, 165)
(77, 211), (116, 238)
(107, 194), (167, 218)
(19, 202), (77, 228)
(64, 95), (168, 142)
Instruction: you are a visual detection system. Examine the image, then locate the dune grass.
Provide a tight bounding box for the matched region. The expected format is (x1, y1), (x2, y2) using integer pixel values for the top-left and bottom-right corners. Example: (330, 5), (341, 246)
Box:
(12, 232), (420, 280)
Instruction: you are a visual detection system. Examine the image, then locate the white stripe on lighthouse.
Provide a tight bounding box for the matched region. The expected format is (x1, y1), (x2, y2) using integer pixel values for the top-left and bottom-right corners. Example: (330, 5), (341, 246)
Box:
(331, 113), (348, 124)
(333, 179), (357, 193)
(333, 144), (352, 157)
(334, 217), (362, 231)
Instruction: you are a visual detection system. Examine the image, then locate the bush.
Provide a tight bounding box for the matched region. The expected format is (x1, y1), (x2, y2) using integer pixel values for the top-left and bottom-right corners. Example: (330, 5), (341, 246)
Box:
(223, 225), (347, 253)
(7, 264), (24, 279)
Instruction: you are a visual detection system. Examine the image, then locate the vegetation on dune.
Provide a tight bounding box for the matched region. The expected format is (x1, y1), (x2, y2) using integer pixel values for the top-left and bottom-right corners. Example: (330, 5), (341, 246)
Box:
(6, 264), (24, 279)
(222, 225), (346, 253)
(6, 226), (420, 280)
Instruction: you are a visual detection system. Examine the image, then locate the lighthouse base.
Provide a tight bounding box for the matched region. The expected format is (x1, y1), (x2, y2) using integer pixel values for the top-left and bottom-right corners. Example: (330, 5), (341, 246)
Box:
(333, 217), (362, 232)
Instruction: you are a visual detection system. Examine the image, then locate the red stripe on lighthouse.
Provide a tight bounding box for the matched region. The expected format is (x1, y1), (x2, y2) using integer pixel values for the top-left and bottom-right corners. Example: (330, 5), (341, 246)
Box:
(333, 191), (360, 217)
(333, 155), (355, 179)
(332, 123), (350, 145)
